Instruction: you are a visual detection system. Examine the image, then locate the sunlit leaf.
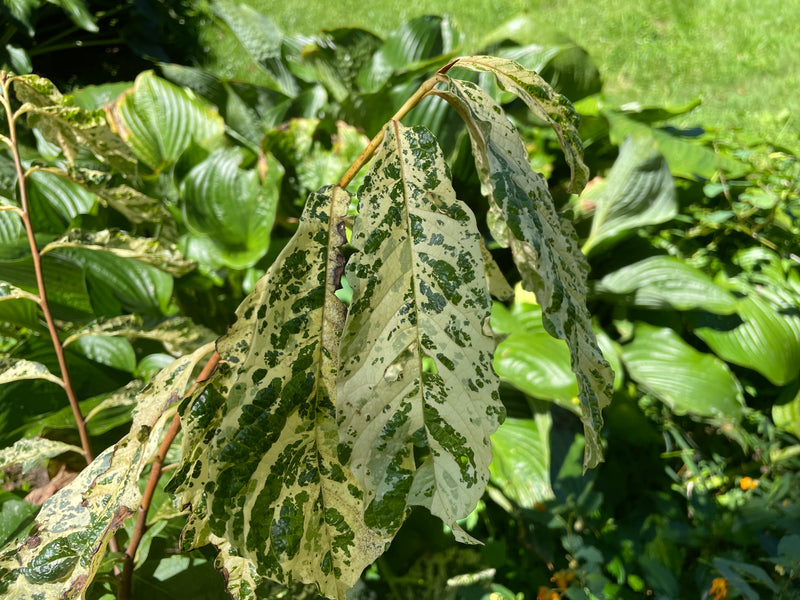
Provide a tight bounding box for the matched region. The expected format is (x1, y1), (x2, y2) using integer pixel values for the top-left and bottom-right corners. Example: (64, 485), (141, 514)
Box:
(0, 438), (83, 474)
(338, 122), (503, 542)
(595, 255), (738, 313)
(0, 343), (214, 598)
(433, 72), (612, 469)
(581, 135), (677, 256)
(67, 335), (136, 373)
(0, 358), (63, 387)
(622, 324), (744, 419)
(26, 170), (97, 234)
(170, 186), (391, 599)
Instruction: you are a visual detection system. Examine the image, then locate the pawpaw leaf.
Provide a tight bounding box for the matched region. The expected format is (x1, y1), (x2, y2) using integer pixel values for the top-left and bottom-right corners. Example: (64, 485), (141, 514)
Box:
(433, 73), (612, 470)
(337, 122), (503, 543)
(0, 343), (214, 599)
(170, 186), (391, 600)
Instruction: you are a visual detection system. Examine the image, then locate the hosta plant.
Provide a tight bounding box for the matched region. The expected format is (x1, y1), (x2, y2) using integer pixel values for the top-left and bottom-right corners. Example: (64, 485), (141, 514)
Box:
(0, 55), (612, 599)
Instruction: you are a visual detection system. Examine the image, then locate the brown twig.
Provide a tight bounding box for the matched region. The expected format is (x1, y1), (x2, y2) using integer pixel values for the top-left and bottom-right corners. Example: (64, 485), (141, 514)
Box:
(337, 58), (459, 190)
(0, 73), (94, 464)
(118, 351), (220, 600)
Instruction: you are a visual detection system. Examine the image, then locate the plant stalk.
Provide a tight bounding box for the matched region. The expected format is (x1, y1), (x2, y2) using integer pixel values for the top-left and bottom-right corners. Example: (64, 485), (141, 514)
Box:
(1, 73), (94, 464)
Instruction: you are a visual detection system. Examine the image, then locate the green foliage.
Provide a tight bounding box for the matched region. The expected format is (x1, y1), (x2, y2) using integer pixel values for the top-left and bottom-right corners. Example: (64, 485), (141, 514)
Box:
(1, 6), (799, 600)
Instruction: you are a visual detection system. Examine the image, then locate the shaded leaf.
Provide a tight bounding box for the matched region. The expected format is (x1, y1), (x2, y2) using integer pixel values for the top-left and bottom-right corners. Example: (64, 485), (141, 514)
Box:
(26, 170), (97, 234)
(581, 135), (677, 256)
(621, 324), (744, 419)
(67, 335), (136, 373)
(0, 342), (214, 598)
(90, 184), (178, 242)
(0, 438), (83, 474)
(433, 74), (612, 469)
(337, 122), (502, 542)
(170, 186), (391, 599)
(595, 255), (738, 314)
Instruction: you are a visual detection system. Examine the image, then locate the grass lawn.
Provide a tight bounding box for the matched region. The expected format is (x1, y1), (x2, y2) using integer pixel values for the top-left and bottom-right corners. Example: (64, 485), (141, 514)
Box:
(244, 0), (799, 149)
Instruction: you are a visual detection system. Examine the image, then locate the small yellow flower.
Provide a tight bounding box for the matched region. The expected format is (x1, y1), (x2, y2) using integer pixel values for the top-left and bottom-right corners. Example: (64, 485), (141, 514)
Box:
(709, 576), (729, 600)
(550, 569), (576, 590)
(739, 476), (759, 490)
(536, 587), (560, 600)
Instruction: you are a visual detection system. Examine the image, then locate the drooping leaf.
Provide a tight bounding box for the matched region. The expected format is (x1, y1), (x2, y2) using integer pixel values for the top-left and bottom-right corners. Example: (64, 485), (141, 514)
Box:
(337, 122), (503, 542)
(433, 73), (612, 469)
(11, 75), (137, 175)
(0, 438), (83, 474)
(773, 384), (800, 440)
(180, 147), (282, 269)
(595, 255), (739, 314)
(581, 135), (677, 256)
(489, 409), (555, 509)
(689, 286), (800, 386)
(107, 71), (225, 173)
(89, 184), (178, 242)
(170, 186), (391, 599)
(0, 358), (63, 387)
(621, 324), (744, 420)
(0, 343), (214, 599)
(41, 229), (194, 277)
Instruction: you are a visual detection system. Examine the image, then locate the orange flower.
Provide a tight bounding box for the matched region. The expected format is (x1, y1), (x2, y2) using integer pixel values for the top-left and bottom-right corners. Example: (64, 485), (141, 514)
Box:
(709, 577), (729, 600)
(550, 569), (576, 590)
(740, 476), (759, 490)
(536, 586), (559, 600)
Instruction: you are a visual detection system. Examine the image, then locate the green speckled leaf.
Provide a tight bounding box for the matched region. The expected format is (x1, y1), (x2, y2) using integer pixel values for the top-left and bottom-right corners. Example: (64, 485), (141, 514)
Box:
(0, 343), (214, 599)
(433, 76), (612, 470)
(0, 358), (63, 387)
(337, 122), (503, 543)
(170, 186), (390, 600)
(0, 438), (83, 474)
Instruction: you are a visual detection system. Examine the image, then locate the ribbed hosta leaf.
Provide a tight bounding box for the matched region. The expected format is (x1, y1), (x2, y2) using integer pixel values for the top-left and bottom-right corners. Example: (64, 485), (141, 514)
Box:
(433, 73), (612, 469)
(0, 343), (214, 599)
(596, 255), (738, 314)
(169, 186), (390, 600)
(337, 122), (503, 543)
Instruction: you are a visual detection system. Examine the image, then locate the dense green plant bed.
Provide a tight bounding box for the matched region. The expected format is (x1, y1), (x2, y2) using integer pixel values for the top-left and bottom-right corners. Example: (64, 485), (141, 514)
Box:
(1, 3), (799, 599)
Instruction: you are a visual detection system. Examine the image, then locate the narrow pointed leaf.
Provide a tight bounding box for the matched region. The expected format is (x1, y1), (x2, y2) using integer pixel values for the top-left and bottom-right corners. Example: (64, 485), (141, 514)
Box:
(0, 438), (83, 474)
(0, 358), (63, 387)
(581, 135), (677, 256)
(596, 255), (738, 314)
(434, 77), (612, 469)
(170, 186), (390, 599)
(337, 122), (503, 542)
(0, 343), (214, 598)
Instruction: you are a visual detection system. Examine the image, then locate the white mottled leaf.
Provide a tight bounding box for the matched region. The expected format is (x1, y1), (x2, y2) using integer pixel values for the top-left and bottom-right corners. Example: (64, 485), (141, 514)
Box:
(0, 438), (83, 474)
(0, 358), (63, 388)
(0, 342), (214, 599)
(433, 76), (612, 469)
(169, 186), (390, 600)
(337, 122), (503, 543)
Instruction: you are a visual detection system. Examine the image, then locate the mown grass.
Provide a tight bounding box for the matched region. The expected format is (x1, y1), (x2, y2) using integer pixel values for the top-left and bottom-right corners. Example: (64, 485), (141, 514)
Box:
(252, 0), (799, 149)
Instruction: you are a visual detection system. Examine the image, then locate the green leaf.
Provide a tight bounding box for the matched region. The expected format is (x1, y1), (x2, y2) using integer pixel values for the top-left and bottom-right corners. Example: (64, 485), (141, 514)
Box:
(581, 135), (677, 256)
(42, 229), (194, 276)
(181, 147), (282, 269)
(108, 71), (225, 172)
(0, 358), (63, 387)
(12, 75), (137, 175)
(595, 256), (739, 314)
(52, 0), (98, 32)
(67, 335), (136, 373)
(337, 122), (503, 543)
(88, 184), (178, 242)
(621, 324), (744, 419)
(0, 491), (37, 549)
(26, 170), (97, 234)
(0, 343), (214, 598)
(171, 186), (391, 599)
(690, 286), (800, 386)
(433, 70), (612, 470)
(489, 411), (555, 509)
(0, 438), (83, 473)
(773, 384), (800, 440)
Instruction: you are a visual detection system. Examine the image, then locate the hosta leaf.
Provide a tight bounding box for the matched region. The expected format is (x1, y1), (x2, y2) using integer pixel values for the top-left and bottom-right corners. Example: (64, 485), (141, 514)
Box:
(337, 122), (502, 542)
(0, 438), (83, 474)
(42, 229), (194, 276)
(581, 135), (677, 256)
(26, 170), (97, 234)
(67, 335), (136, 373)
(90, 184), (178, 241)
(0, 343), (214, 599)
(108, 71), (225, 172)
(170, 186), (390, 599)
(689, 286), (800, 386)
(595, 255), (739, 314)
(621, 324), (744, 419)
(0, 358), (63, 387)
(489, 410), (554, 509)
(181, 147), (282, 270)
(773, 384), (800, 440)
(433, 76), (612, 469)
(12, 75), (137, 174)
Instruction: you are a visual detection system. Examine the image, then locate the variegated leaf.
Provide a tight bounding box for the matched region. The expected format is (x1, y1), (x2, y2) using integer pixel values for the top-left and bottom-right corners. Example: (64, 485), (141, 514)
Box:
(0, 343), (214, 599)
(337, 122), (503, 543)
(432, 77), (612, 469)
(450, 55), (589, 192)
(0, 438), (83, 474)
(0, 358), (64, 388)
(169, 186), (391, 600)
